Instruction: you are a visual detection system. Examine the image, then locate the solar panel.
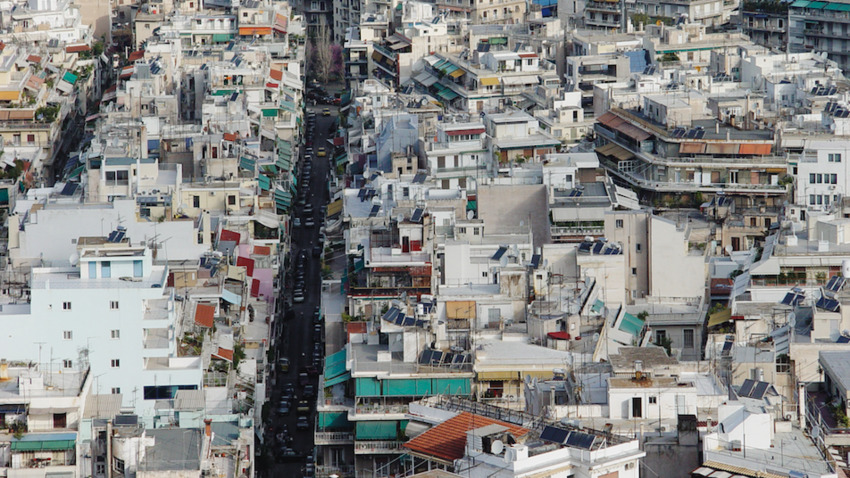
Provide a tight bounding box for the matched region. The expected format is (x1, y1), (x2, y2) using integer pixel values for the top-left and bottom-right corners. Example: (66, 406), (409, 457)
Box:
(578, 242), (592, 253)
(430, 351), (444, 365)
(695, 129), (706, 139)
(739, 379), (755, 397)
(61, 183), (78, 196)
(811, 87), (818, 94)
(411, 208), (423, 223)
(368, 205), (380, 218)
(419, 350), (434, 364)
(565, 431), (596, 449)
(827, 276), (845, 292)
(453, 354), (466, 364)
(530, 254), (541, 269)
(816, 296), (840, 312)
(393, 313), (404, 325)
(780, 292), (804, 306)
(358, 189), (367, 199)
(443, 352), (455, 364)
(415, 320), (427, 327)
(413, 172), (427, 183)
(492, 246), (507, 260)
(230, 92), (238, 101)
(540, 426), (570, 444)
(592, 242), (605, 254)
(752, 381), (769, 399)
(107, 231), (118, 242)
(383, 307), (400, 322)
(114, 232), (125, 243)
(402, 316), (415, 327)
(829, 86), (837, 95)
(722, 339), (733, 354)
(113, 414), (139, 426)
(685, 129), (697, 139)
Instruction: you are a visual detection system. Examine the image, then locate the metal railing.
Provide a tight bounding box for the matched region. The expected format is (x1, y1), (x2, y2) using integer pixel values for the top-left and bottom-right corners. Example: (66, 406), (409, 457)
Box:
(314, 432), (354, 445)
(354, 440), (406, 454)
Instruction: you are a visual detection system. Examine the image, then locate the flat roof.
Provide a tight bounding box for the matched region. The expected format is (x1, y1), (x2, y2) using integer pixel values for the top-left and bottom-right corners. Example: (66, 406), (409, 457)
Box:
(139, 429), (202, 471)
(820, 351), (850, 392)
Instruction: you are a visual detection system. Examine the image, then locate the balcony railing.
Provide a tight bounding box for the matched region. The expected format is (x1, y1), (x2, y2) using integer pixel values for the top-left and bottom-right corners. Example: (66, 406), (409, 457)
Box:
(314, 431), (354, 445)
(551, 225), (605, 237)
(316, 465), (355, 477)
(354, 440), (406, 454)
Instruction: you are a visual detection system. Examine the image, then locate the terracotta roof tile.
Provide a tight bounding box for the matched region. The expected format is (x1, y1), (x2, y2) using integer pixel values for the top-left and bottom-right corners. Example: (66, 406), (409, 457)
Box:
(195, 303), (215, 327)
(213, 347), (234, 361)
(65, 44), (91, 53)
(403, 412), (529, 462)
(253, 245), (271, 256)
(128, 50), (145, 62)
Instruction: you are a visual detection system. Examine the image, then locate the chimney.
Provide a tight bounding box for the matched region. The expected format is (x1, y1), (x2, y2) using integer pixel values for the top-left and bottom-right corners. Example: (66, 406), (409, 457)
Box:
(204, 419), (212, 437)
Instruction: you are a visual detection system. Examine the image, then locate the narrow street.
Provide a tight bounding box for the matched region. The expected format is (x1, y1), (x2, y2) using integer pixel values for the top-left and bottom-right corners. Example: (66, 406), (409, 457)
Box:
(261, 103), (338, 477)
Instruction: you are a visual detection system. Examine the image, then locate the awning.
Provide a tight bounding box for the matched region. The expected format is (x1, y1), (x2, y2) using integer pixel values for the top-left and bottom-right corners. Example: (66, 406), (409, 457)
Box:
(0, 404), (26, 413)
(479, 77), (499, 86)
(414, 72), (438, 87)
(449, 69), (465, 78)
(680, 142), (706, 154)
(62, 71), (78, 85)
(324, 372), (350, 387)
(738, 143), (772, 155)
(446, 300), (475, 319)
(501, 75), (539, 86)
(613, 122), (651, 142)
(221, 288), (242, 305)
(708, 308), (732, 327)
(706, 143), (740, 154)
(596, 142), (634, 161)
(325, 349), (347, 380)
(253, 213), (279, 229)
(11, 433), (76, 451)
(598, 112), (626, 129)
(591, 299), (604, 313)
(547, 331), (571, 340)
(356, 421), (398, 440)
(327, 198), (343, 217)
(522, 371), (554, 379)
(618, 312), (645, 336)
(438, 89), (459, 101)
(477, 371), (519, 381)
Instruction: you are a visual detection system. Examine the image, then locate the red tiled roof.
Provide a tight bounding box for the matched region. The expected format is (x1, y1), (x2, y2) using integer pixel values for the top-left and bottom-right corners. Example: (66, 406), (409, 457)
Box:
(195, 303), (215, 327)
(65, 44), (91, 53)
(26, 55), (41, 64)
(250, 278), (260, 298)
(213, 347), (234, 361)
(253, 245), (271, 255)
(223, 132), (237, 142)
(347, 322), (367, 336)
(128, 50), (145, 62)
(333, 136), (344, 146)
(403, 412), (529, 462)
(269, 69), (283, 81)
(518, 52), (537, 58)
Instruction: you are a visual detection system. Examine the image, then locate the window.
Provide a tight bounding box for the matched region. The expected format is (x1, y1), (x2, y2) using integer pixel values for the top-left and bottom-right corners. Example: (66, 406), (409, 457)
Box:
(228, 195), (236, 205)
(810, 173), (817, 184)
(63, 330), (73, 340)
(193, 195), (200, 208)
(810, 194), (816, 205)
(95, 463), (106, 475)
(133, 260), (143, 277)
(684, 329), (695, 348)
(631, 267), (637, 275)
(831, 174), (838, 184)
(636, 243), (641, 253)
(102, 261), (111, 278)
(110, 301), (119, 310)
(114, 458), (125, 474)
(616, 219), (624, 228)
(829, 153), (842, 162)
(63, 302), (72, 310)
(111, 329), (120, 339)
(655, 329), (667, 343)
(111, 359), (120, 368)
(458, 227), (466, 234)
(482, 271), (488, 277)
(473, 228), (480, 235)
(648, 396), (657, 404)
(111, 387), (121, 394)
(63, 359), (72, 368)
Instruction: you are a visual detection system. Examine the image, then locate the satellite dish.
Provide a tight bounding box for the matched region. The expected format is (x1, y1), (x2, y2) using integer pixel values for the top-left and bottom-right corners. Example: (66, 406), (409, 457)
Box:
(467, 209), (475, 220)
(69, 253), (79, 266)
(491, 440), (504, 455)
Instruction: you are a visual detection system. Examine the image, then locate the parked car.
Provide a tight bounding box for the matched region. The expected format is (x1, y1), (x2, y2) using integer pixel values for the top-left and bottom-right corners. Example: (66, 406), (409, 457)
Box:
(296, 400), (311, 414)
(296, 416), (310, 430)
(323, 108), (331, 116)
(278, 357), (290, 373)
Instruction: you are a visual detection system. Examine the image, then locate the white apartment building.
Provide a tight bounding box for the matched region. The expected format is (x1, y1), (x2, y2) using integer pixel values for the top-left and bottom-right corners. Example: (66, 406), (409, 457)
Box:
(793, 139), (850, 210)
(0, 237), (202, 418)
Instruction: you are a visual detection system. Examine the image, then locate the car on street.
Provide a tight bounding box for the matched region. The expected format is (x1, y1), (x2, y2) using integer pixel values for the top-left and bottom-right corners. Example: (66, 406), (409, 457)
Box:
(312, 246), (322, 257)
(303, 385), (316, 399)
(298, 372), (309, 385)
(296, 416), (310, 430)
(323, 108), (330, 116)
(277, 402), (291, 415)
(293, 290), (305, 303)
(292, 217), (301, 228)
(278, 357), (290, 373)
(296, 400), (311, 414)
(317, 147), (326, 157)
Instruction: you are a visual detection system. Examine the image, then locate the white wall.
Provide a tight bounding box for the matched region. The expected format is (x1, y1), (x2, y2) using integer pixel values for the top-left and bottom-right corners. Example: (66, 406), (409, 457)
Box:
(648, 216), (705, 300)
(608, 385), (696, 420)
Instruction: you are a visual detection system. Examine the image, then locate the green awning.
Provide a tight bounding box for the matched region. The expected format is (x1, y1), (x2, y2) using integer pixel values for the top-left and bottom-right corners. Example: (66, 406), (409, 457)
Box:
(69, 164), (85, 179)
(280, 100), (296, 112)
(276, 156), (291, 170)
(262, 108), (278, 118)
(239, 156), (256, 171)
(277, 139), (292, 152)
(466, 200), (477, 210)
(356, 421), (398, 440)
(808, 1), (826, 7)
(335, 153), (348, 166)
(489, 37), (507, 45)
(63, 72), (78, 85)
(825, 2), (850, 10)
(258, 174), (271, 191)
(211, 89), (234, 96)
(433, 59), (449, 69)
(261, 164), (277, 174)
(356, 377), (381, 396)
(324, 372), (350, 387)
(438, 89), (459, 101)
(212, 33), (234, 42)
(591, 299), (604, 313)
(11, 433), (76, 451)
(790, 0), (810, 6)
(618, 312), (645, 336)
(324, 349), (347, 380)
(318, 411), (351, 429)
(0, 187), (8, 205)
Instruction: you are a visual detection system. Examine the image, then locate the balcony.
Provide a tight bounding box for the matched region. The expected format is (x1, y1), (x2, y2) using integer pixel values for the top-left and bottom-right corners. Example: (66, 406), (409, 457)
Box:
(316, 465), (355, 477)
(314, 431), (355, 445)
(143, 327), (170, 350)
(550, 224), (605, 239)
(354, 440), (406, 454)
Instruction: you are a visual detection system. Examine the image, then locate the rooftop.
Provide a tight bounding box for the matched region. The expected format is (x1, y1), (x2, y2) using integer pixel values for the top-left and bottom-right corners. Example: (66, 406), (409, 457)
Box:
(404, 412), (530, 462)
(138, 428), (202, 472)
(607, 347), (678, 371)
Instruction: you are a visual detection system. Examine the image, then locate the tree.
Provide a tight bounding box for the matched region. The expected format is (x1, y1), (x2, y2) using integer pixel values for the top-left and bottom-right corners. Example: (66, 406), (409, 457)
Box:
(308, 25), (334, 82)
(330, 43), (343, 79)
